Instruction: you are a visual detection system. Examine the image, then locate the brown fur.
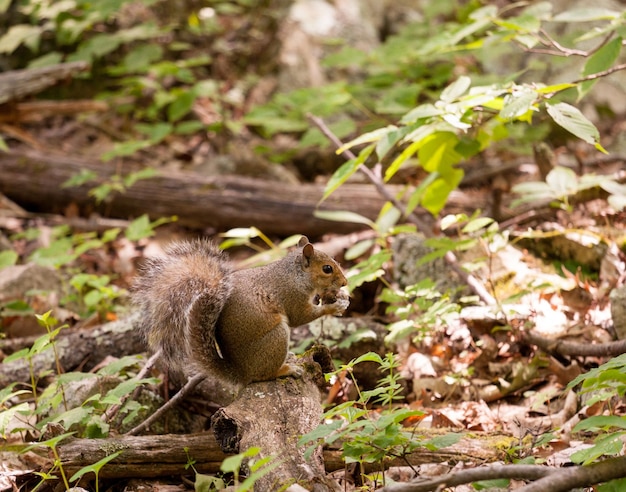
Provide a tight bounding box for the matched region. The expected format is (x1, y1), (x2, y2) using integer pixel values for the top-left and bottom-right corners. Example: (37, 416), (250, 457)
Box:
(132, 236), (348, 386)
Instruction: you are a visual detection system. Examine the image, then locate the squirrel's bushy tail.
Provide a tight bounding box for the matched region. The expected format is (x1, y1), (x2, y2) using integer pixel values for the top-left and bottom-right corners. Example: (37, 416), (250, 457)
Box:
(132, 239), (233, 379)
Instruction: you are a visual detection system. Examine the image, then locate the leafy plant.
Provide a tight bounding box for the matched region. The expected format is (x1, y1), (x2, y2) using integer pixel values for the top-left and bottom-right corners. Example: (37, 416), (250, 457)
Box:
(186, 446), (283, 492)
(63, 168), (159, 203)
(69, 450), (123, 492)
(512, 166), (626, 211)
(567, 354), (626, 465)
(3, 311), (67, 403)
(246, 3), (625, 223)
(381, 278), (460, 344)
(0, 0), (164, 69)
(301, 352), (461, 486)
(23, 432), (75, 490)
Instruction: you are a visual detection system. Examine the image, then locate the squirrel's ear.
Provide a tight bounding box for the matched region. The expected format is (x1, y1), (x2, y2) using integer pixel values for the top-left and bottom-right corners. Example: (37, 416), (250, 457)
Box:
(302, 243), (314, 266)
(298, 235), (310, 247)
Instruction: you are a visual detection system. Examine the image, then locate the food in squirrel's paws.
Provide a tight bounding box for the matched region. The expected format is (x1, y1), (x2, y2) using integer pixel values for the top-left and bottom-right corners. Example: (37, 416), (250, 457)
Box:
(322, 291), (339, 304)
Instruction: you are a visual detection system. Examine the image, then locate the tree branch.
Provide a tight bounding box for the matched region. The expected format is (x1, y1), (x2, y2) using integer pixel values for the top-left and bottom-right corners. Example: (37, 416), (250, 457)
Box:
(517, 455), (626, 492)
(384, 463), (554, 492)
(522, 330), (626, 357)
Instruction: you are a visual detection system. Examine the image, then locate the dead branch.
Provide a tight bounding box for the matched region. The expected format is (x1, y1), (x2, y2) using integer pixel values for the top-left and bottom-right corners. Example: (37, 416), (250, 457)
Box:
(517, 455), (626, 492)
(383, 463), (554, 492)
(523, 330), (626, 357)
(0, 62), (89, 105)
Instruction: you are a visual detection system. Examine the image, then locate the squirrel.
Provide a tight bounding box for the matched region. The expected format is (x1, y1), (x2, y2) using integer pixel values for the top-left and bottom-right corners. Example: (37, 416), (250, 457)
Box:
(132, 236), (349, 386)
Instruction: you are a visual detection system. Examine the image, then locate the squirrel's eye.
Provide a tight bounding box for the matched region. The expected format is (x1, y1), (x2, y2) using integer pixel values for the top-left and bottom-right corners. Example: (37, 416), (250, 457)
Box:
(322, 264), (333, 274)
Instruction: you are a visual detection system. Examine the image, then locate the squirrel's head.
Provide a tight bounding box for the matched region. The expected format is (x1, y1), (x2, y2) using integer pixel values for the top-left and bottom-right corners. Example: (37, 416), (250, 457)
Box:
(298, 236), (347, 296)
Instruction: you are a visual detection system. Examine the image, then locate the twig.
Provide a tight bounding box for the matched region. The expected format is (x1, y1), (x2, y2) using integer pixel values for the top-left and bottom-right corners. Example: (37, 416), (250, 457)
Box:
(102, 350), (162, 424)
(537, 28), (590, 57)
(308, 114), (496, 305)
(573, 63), (626, 84)
(516, 30), (614, 58)
(126, 366), (206, 436)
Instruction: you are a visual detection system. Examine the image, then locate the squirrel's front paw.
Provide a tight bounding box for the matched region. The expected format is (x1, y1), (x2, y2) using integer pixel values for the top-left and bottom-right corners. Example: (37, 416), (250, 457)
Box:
(324, 289), (350, 316)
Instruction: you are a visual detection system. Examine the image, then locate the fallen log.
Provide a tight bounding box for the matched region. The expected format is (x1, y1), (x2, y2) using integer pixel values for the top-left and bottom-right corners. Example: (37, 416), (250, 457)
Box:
(0, 150), (485, 237)
(0, 313), (144, 388)
(0, 62), (89, 105)
(53, 428), (508, 481)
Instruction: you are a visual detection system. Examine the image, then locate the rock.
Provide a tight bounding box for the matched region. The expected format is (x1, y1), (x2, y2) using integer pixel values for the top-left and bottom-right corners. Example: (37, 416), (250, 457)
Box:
(0, 263), (63, 337)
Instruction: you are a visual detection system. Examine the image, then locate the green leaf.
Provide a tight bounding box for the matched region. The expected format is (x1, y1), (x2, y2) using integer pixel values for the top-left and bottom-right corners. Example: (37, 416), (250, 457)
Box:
(545, 166), (579, 197)
(440, 76), (471, 103)
(421, 173), (463, 215)
(552, 8), (620, 22)
(499, 89), (537, 121)
(579, 37), (622, 100)
(598, 477), (626, 492)
(351, 352), (384, 366)
(168, 92), (196, 122)
(0, 24), (42, 54)
(69, 33), (123, 62)
(570, 432), (625, 464)
(53, 406), (93, 429)
(347, 250), (392, 290)
(546, 102), (606, 153)
(574, 415), (626, 432)
(194, 473), (225, 492)
(321, 144), (374, 201)
(62, 169), (98, 188)
(27, 52), (63, 69)
(136, 123), (173, 143)
(101, 140), (152, 161)
(123, 168), (158, 187)
(299, 419), (343, 447)
(336, 126), (395, 155)
(121, 43), (163, 72)
(0, 401), (30, 438)
(313, 210), (375, 228)
(385, 140), (420, 182)
(376, 126), (410, 161)
(69, 450), (122, 482)
(473, 478), (511, 490)
(2, 348), (30, 364)
(418, 132), (463, 173)
(401, 103), (441, 124)
(221, 447), (260, 474)
(125, 214), (155, 241)
(174, 121), (206, 135)
(461, 217), (494, 233)
(0, 250), (18, 268)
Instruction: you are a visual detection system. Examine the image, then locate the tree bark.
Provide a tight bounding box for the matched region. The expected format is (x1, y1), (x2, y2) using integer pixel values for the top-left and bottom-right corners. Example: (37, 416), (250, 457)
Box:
(211, 375), (341, 491)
